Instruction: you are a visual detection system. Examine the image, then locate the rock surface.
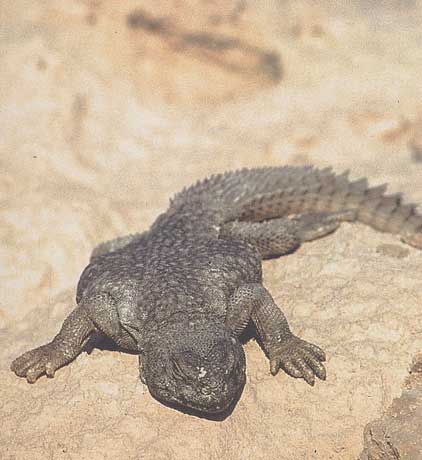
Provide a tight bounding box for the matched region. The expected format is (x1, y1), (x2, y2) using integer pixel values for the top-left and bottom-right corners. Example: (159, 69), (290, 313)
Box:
(2, 1), (422, 459)
(360, 355), (422, 460)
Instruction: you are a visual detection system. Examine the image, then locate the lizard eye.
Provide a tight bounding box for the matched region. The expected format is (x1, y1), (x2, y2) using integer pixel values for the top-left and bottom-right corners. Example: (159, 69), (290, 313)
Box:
(171, 358), (187, 380)
(171, 352), (199, 380)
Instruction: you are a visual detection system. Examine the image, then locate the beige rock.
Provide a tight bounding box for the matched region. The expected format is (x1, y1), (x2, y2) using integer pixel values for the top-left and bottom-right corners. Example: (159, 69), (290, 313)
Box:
(2, 1), (422, 459)
(360, 356), (422, 460)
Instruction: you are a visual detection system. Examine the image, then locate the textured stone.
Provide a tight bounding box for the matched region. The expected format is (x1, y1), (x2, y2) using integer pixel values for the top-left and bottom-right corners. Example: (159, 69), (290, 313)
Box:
(2, 1), (422, 459)
(360, 356), (422, 460)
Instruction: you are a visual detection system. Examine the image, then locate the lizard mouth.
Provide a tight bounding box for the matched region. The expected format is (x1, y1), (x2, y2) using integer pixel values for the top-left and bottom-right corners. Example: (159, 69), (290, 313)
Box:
(174, 350), (246, 415)
(154, 375), (245, 417)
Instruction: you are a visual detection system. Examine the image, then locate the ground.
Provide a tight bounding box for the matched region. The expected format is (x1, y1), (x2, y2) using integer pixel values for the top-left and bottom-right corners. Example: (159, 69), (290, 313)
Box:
(1, 1), (422, 459)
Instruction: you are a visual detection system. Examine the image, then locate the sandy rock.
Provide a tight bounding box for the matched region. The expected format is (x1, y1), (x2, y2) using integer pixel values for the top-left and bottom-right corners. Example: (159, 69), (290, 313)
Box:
(2, 1), (422, 459)
(360, 356), (422, 460)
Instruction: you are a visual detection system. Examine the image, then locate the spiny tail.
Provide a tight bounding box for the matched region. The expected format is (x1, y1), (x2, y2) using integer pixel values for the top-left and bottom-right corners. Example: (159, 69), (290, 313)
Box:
(172, 166), (422, 248)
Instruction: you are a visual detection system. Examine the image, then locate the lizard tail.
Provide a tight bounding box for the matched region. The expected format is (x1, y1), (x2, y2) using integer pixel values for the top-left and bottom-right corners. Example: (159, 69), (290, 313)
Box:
(236, 169), (422, 249)
(172, 166), (422, 248)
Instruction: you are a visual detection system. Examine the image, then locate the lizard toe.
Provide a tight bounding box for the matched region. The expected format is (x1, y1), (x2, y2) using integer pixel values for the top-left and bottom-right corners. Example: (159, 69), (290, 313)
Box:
(291, 357), (315, 386)
(11, 342), (64, 382)
(26, 365), (48, 384)
(303, 342), (326, 362)
(11, 348), (43, 377)
(303, 355), (326, 381)
(279, 359), (302, 378)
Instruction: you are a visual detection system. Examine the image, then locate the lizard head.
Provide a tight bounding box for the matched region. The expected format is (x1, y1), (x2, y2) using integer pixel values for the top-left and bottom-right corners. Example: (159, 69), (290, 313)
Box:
(143, 319), (246, 416)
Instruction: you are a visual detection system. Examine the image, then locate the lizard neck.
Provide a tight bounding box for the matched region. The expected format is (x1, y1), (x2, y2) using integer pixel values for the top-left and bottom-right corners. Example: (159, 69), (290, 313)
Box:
(144, 313), (227, 348)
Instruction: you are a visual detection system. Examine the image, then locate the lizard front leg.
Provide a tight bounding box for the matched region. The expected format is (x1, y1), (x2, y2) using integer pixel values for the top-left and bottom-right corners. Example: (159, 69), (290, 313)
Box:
(11, 307), (95, 383)
(226, 284), (326, 386)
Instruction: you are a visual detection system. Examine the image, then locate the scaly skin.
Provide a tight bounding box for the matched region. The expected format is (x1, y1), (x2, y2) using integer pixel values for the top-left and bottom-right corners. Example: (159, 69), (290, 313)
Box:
(11, 166), (422, 415)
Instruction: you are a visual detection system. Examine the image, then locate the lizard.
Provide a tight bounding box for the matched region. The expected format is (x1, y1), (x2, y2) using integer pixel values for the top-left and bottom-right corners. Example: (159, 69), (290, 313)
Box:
(11, 166), (422, 415)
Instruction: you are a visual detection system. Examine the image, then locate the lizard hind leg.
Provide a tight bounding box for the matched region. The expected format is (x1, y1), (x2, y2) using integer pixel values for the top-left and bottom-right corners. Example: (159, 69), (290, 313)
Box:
(292, 209), (355, 241)
(220, 210), (355, 259)
(90, 232), (148, 261)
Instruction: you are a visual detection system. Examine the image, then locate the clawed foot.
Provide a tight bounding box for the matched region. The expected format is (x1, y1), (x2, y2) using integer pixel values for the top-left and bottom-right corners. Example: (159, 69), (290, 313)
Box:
(293, 210), (355, 242)
(11, 342), (67, 383)
(269, 335), (326, 386)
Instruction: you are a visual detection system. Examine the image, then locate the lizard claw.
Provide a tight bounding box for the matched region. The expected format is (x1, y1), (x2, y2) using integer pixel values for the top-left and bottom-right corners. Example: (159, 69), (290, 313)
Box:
(269, 335), (326, 386)
(11, 342), (65, 383)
